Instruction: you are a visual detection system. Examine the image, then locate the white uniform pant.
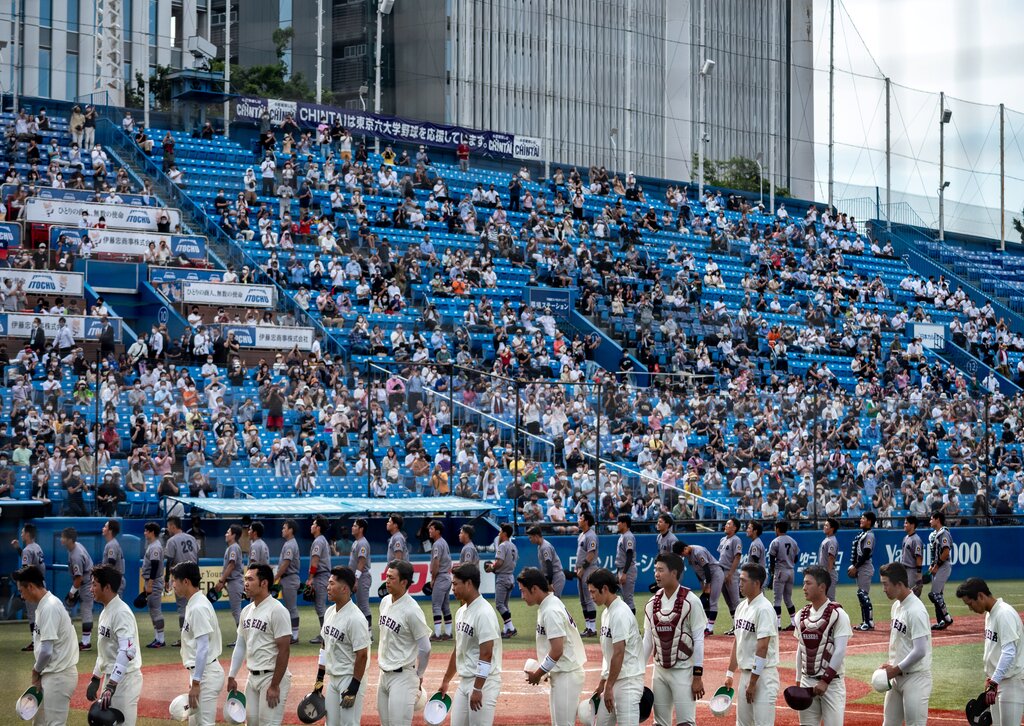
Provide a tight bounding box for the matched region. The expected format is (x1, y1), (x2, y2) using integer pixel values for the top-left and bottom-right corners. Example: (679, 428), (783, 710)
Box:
(797, 674), (845, 726)
(34, 665), (77, 726)
(186, 660), (225, 726)
(449, 675), (501, 726)
(245, 670), (292, 726)
(108, 668), (143, 726)
(992, 673), (1024, 726)
(737, 667), (779, 726)
(882, 670), (931, 726)
(377, 668), (420, 726)
(653, 664), (696, 726)
(548, 669), (585, 726)
(325, 672), (365, 726)
(596, 674), (644, 726)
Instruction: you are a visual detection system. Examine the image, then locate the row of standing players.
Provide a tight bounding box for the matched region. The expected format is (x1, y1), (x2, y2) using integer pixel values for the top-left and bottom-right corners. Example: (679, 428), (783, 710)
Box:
(9, 507), (1015, 720)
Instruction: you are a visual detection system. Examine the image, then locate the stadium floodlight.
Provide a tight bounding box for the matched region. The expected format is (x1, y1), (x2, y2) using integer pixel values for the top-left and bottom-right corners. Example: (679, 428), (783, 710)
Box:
(941, 181), (950, 190)
(939, 93), (950, 240)
(700, 59), (716, 76)
(697, 59), (714, 198)
(941, 109), (952, 124)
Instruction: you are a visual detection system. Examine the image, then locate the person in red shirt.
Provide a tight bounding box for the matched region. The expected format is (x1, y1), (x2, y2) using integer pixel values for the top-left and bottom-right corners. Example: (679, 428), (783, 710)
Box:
(457, 141), (470, 171)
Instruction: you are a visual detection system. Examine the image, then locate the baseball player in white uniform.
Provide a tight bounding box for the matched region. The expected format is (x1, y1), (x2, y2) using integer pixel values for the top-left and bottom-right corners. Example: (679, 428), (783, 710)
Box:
(519, 567), (587, 726)
(642, 552), (707, 726)
(316, 566), (371, 726)
(724, 563), (780, 726)
(170, 561), (225, 726)
(957, 577), (1024, 726)
(878, 562), (932, 726)
(227, 564), (293, 726)
(87, 565), (143, 726)
(588, 568), (645, 726)
(439, 563), (504, 726)
(377, 559), (433, 725)
(14, 564), (79, 726)
(793, 565), (852, 726)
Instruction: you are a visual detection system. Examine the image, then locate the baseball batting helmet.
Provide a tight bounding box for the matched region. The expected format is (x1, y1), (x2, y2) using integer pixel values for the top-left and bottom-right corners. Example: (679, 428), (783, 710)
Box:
(783, 686), (815, 711)
(64, 590), (81, 607)
(206, 585), (222, 604)
(639, 686), (654, 721)
(87, 702), (126, 726)
(378, 582), (388, 598)
(132, 591), (148, 609)
(564, 569), (576, 581)
(296, 691), (327, 724)
(648, 582), (659, 593)
(302, 583), (316, 602)
(422, 580), (433, 597)
(966, 692), (994, 726)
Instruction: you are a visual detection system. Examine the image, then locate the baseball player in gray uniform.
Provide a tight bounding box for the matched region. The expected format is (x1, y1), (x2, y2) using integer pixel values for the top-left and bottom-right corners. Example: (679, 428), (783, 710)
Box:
(217, 524), (245, 626)
(527, 525), (565, 597)
(745, 520), (766, 566)
(276, 519), (302, 643)
(12, 522), (44, 651)
(847, 511), (877, 631)
(348, 518), (372, 631)
(386, 514), (407, 562)
(164, 515), (199, 643)
(429, 519), (454, 640)
(679, 541), (724, 634)
(459, 525), (480, 566)
(60, 526), (95, 649)
(614, 514), (638, 613)
(142, 522), (166, 649)
(486, 523), (519, 636)
(308, 515), (333, 644)
(656, 514), (679, 556)
(575, 512), (599, 637)
(717, 517), (743, 634)
(928, 511), (954, 630)
(768, 519), (800, 630)
(101, 519), (126, 597)
(818, 517), (841, 601)
(248, 521), (271, 566)
(901, 516), (925, 597)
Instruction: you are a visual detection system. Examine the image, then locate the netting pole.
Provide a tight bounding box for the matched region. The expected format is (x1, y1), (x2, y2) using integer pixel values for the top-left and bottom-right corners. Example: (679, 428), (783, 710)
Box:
(448, 362), (455, 492)
(366, 358), (372, 497)
(1000, 103), (1005, 252)
(513, 379), (521, 535)
(595, 381), (602, 523)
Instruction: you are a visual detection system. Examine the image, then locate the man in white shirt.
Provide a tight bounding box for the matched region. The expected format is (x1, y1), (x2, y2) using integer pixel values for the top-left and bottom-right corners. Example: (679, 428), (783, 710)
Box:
(725, 563), (780, 726)
(227, 564), (293, 726)
(314, 567), (371, 726)
(377, 559), (433, 724)
(518, 567), (587, 726)
(878, 562), (932, 726)
(15, 565), (79, 726)
(793, 565), (852, 726)
(438, 564), (503, 726)
(642, 553), (707, 726)
(588, 568), (644, 726)
(86, 565), (143, 725)
(171, 561), (225, 725)
(957, 578), (1024, 726)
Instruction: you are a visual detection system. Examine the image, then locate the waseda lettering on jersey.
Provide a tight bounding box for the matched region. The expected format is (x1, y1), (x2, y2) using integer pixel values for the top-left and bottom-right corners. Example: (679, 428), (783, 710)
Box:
(244, 617), (269, 633)
(892, 619), (908, 635)
(536, 624), (547, 635)
(734, 619), (756, 634)
(600, 626), (613, 638)
(457, 622), (475, 637)
(985, 628), (998, 643)
(99, 625), (113, 638)
(324, 625), (346, 643)
(379, 614), (402, 633)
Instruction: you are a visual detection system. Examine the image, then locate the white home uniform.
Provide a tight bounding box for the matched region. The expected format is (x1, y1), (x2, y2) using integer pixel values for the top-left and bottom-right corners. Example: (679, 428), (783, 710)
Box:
(32, 591), (80, 726)
(983, 598), (1024, 726)
(883, 594), (932, 726)
(451, 595), (503, 726)
(732, 592), (780, 726)
(643, 585), (707, 726)
(597, 596), (644, 726)
(181, 590), (225, 726)
(94, 595), (143, 726)
(321, 599), (372, 726)
(233, 596), (293, 726)
(377, 591), (431, 725)
(535, 594), (587, 726)
(794, 601), (852, 726)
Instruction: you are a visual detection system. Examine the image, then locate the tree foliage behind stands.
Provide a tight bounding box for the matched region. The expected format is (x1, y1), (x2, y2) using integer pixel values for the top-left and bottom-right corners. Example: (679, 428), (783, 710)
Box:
(693, 154), (790, 198)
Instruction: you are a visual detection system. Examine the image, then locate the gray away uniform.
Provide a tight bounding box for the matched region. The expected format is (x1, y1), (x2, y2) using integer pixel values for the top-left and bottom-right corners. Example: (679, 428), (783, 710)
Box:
(928, 527), (954, 625)
(279, 538), (301, 632)
(656, 530), (678, 556)
(20, 542), (45, 634)
(164, 531), (198, 629)
(767, 533), (799, 624)
(900, 532), (924, 595)
(818, 534), (840, 600)
(143, 538), (164, 638)
(223, 542), (244, 623)
(717, 534), (742, 617)
(310, 534), (332, 623)
(349, 536), (372, 625)
(685, 544), (723, 624)
(746, 536), (766, 566)
(493, 538), (519, 627)
(102, 538), (125, 595)
(460, 541), (480, 566)
(386, 531), (407, 562)
(850, 528), (876, 626)
(248, 538), (271, 566)
(537, 538), (565, 597)
(68, 542), (94, 639)
(576, 529), (599, 623)
(430, 536), (453, 625)
(614, 530), (638, 612)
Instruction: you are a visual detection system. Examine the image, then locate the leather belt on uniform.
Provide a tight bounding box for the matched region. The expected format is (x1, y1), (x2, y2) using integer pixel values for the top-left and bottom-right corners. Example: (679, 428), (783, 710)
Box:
(249, 669), (273, 676)
(383, 667), (403, 673)
(186, 660), (218, 670)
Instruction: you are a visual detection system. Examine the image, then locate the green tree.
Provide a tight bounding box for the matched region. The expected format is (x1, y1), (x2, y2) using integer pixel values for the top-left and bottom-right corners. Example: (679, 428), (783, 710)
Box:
(125, 64), (176, 111)
(691, 154), (789, 198)
(1014, 210), (1024, 243)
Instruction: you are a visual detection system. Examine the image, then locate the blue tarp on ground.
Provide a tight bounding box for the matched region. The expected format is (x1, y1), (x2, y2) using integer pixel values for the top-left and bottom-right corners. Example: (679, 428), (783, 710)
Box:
(164, 495), (499, 517)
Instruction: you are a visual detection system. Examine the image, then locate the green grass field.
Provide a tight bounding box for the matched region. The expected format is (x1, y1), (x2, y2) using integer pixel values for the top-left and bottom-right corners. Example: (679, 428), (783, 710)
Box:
(2, 579), (1021, 724)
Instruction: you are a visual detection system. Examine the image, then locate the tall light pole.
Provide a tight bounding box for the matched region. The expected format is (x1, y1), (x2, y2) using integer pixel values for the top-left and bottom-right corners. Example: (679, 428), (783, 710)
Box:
(697, 58), (715, 201)
(609, 127), (618, 171)
(939, 92), (951, 242)
(315, 0), (323, 103)
(222, 1), (230, 136)
(754, 152), (764, 207)
(374, 0), (396, 154)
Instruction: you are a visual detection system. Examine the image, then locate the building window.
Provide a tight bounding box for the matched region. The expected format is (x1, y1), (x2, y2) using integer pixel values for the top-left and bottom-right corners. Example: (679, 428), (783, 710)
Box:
(124, 0), (133, 34)
(66, 53), (79, 99)
(67, 0), (79, 32)
(150, 0), (158, 42)
(39, 49), (51, 97)
(343, 44), (367, 58)
(40, 0), (53, 26)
